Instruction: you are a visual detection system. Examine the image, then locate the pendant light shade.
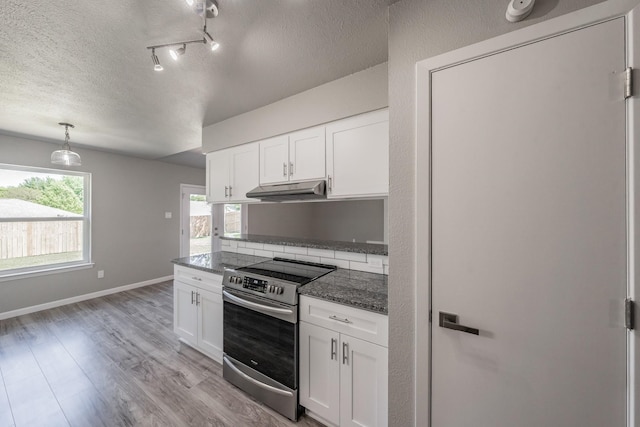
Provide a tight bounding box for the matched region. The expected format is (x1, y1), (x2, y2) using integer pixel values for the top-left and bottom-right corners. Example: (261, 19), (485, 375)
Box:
(51, 123), (81, 166)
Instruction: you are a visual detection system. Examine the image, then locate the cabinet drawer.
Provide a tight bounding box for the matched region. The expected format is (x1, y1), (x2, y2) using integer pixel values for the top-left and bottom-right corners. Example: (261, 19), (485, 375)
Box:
(300, 296), (388, 347)
(174, 265), (223, 293)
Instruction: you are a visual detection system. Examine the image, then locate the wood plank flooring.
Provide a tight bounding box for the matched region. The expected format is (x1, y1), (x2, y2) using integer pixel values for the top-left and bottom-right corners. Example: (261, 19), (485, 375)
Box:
(0, 282), (324, 427)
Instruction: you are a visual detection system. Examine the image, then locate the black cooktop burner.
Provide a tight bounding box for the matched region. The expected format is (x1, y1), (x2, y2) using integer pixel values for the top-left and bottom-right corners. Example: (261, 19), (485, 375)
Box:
(236, 257), (336, 285)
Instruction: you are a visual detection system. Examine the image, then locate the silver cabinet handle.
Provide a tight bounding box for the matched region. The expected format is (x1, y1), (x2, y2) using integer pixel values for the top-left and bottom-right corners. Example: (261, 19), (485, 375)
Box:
(328, 175), (332, 192)
(329, 315), (352, 324)
(330, 338), (337, 360)
(342, 342), (349, 365)
(191, 290), (195, 305)
(283, 162), (287, 177)
(196, 292), (201, 306)
(439, 311), (479, 335)
(228, 186), (232, 197)
(223, 356), (293, 397)
(224, 186), (228, 197)
(192, 276), (202, 281)
(289, 161), (294, 176)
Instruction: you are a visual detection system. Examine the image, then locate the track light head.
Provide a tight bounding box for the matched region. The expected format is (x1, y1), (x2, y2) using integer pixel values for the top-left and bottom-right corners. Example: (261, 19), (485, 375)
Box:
(151, 49), (163, 71)
(185, 0), (194, 5)
(203, 31), (220, 51)
(170, 44), (186, 61)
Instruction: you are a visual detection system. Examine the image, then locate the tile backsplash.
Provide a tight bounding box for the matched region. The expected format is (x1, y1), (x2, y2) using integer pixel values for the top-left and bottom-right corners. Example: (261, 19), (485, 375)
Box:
(221, 240), (389, 275)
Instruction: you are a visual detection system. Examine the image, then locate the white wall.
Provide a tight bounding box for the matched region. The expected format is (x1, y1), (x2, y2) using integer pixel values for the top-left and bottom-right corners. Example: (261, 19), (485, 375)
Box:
(387, 0), (605, 425)
(0, 134), (204, 314)
(202, 63), (388, 153)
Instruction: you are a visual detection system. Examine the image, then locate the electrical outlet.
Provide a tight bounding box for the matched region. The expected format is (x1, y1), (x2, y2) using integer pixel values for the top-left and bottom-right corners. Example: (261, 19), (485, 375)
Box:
(165, 212), (172, 219)
(97, 270), (105, 279)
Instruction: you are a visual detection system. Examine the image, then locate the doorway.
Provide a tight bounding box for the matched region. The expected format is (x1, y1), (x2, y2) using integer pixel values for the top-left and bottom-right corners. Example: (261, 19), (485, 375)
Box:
(180, 184), (213, 257)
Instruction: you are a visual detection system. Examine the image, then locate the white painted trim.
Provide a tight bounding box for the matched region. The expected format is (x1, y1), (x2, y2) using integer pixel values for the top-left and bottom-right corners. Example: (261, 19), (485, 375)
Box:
(415, 0), (640, 425)
(0, 262), (95, 283)
(0, 275), (174, 320)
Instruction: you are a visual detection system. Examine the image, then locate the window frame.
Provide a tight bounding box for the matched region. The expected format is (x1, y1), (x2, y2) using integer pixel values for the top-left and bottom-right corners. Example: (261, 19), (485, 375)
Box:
(0, 163), (92, 280)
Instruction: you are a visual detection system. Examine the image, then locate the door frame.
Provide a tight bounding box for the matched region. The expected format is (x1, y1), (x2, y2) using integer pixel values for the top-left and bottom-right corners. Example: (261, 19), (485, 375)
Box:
(415, 0), (640, 425)
(179, 184), (208, 257)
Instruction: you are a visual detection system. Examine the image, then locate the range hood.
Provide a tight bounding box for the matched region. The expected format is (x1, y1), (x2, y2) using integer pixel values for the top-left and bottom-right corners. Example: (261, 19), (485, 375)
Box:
(246, 180), (326, 202)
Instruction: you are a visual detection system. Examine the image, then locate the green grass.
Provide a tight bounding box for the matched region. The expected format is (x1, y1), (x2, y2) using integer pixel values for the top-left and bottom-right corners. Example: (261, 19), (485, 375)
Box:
(0, 251), (82, 271)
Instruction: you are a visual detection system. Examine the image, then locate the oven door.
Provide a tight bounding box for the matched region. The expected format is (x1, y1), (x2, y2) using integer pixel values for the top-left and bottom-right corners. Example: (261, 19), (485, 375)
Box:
(222, 288), (298, 390)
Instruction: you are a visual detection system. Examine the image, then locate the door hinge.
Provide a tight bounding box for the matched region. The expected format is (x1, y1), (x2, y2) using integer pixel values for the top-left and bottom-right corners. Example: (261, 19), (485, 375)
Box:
(625, 297), (635, 330)
(624, 67), (633, 100)
(429, 310), (432, 323)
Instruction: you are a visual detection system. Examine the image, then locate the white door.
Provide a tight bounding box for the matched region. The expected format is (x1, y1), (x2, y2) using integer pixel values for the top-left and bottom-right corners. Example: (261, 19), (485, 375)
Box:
(340, 336), (388, 427)
(197, 287), (223, 360)
(430, 19), (626, 427)
(174, 281), (198, 345)
(299, 322), (341, 426)
(259, 135), (289, 185)
(180, 184), (211, 258)
(289, 126), (326, 182)
(206, 151), (229, 203)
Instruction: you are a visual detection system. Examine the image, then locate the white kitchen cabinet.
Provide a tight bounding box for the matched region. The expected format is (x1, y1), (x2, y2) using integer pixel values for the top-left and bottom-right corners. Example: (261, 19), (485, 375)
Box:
(206, 142), (259, 203)
(259, 126), (325, 185)
(173, 265), (223, 362)
(300, 296), (388, 427)
(326, 109), (388, 199)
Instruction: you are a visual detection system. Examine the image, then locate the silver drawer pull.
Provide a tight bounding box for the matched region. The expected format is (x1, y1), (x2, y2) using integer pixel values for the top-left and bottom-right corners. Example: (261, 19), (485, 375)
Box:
(192, 276), (202, 281)
(329, 315), (352, 324)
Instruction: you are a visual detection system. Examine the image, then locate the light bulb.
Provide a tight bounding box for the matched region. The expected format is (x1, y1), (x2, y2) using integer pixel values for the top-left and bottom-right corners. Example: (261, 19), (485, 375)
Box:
(210, 41), (220, 51)
(154, 64), (163, 71)
(186, 0), (194, 5)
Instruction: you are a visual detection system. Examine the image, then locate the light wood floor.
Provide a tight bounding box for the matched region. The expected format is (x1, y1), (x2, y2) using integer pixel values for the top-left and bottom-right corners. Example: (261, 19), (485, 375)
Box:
(0, 282), (324, 427)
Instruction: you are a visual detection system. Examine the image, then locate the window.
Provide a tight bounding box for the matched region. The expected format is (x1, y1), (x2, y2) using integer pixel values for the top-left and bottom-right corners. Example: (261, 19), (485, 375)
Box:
(224, 204), (241, 237)
(0, 164), (91, 277)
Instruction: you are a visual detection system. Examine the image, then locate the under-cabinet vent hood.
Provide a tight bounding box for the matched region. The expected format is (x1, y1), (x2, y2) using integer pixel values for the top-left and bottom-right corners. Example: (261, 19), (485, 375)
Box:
(246, 180), (326, 202)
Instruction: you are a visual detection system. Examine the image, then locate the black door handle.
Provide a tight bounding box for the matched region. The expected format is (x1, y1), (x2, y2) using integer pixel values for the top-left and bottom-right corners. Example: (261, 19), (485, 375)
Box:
(439, 311), (479, 335)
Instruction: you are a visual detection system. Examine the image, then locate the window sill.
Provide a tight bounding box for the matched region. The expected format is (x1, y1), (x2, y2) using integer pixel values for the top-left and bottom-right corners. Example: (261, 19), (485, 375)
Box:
(0, 262), (95, 282)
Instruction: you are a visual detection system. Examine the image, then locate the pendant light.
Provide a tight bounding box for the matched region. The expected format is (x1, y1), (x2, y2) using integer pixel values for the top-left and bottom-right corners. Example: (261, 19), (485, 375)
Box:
(51, 123), (81, 166)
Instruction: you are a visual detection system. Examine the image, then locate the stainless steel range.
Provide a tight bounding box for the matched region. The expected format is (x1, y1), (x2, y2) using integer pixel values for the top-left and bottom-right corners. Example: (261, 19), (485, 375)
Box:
(221, 257), (336, 421)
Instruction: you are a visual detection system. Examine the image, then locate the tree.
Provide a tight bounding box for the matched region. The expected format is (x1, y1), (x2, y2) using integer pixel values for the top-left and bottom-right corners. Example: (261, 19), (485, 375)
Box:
(0, 175), (84, 214)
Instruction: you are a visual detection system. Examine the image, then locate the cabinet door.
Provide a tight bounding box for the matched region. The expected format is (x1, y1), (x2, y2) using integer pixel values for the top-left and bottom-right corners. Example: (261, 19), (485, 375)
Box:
(340, 336), (388, 427)
(299, 322), (341, 426)
(206, 150), (230, 203)
(259, 135), (289, 185)
(174, 281), (198, 345)
(229, 143), (259, 202)
(197, 288), (223, 362)
(289, 126), (326, 182)
(326, 109), (389, 198)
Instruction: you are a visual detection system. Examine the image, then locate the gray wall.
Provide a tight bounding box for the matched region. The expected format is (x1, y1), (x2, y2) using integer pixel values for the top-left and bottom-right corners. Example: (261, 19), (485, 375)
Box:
(0, 134), (204, 314)
(387, 0), (606, 425)
(202, 63), (388, 153)
(248, 200), (385, 243)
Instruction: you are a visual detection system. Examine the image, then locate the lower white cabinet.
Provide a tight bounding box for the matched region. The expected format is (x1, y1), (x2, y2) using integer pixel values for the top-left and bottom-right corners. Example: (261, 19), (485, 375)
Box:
(299, 296), (388, 427)
(173, 266), (223, 362)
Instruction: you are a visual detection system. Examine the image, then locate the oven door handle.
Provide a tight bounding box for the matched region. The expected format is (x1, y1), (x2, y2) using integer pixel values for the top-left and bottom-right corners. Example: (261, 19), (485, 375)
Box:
(222, 290), (294, 315)
(223, 356), (294, 397)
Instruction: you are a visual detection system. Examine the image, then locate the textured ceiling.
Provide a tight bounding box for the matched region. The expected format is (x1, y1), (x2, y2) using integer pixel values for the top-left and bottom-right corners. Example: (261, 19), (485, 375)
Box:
(0, 0), (392, 163)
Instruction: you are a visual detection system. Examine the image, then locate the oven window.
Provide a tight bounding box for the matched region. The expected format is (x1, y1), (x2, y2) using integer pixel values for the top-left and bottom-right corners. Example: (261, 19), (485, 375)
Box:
(224, 301), (297, 389)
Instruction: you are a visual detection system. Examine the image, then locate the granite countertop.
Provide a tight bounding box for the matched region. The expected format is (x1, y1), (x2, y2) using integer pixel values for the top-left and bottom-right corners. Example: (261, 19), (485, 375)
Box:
(171, 252), (269, 275)
(299, 268), (388, 315)
(221, 234), (388, 256)
(172, 252), (388, 315)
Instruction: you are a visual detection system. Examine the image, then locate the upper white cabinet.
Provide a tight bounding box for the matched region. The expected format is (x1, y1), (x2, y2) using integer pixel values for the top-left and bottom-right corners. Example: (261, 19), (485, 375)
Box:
(326, 109), (389, 199)
(259, 126), (326, 185)
(206, 142), (259, 203)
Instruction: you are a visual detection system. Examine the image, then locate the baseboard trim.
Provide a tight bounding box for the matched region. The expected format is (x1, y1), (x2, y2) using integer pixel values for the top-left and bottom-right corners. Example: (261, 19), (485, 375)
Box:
(0, 275), (174, 320)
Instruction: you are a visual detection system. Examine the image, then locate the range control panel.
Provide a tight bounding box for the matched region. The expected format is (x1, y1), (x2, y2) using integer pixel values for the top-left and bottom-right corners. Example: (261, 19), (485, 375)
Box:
(226, 275), (284, 295)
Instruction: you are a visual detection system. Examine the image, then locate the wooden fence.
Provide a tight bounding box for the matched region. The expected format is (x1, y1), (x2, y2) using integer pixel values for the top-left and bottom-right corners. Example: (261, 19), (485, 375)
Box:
(0, 221), (83, 259)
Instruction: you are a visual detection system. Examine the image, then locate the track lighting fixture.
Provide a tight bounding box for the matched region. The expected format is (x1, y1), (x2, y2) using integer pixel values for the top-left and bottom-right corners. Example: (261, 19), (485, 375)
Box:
(51, 123), (81, 167)
(170, 44), (187, 61)
(151, 49), (163, 71)
(146, 0), (220, 71)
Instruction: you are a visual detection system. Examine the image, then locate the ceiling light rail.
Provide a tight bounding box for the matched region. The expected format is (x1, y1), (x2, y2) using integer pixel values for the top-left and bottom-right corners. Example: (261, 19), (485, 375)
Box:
(146, 0), (220, 71)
